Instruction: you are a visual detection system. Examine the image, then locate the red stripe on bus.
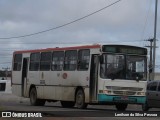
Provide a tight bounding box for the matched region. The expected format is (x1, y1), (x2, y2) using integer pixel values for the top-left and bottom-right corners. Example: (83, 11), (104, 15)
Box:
(13, 44), (101, 54)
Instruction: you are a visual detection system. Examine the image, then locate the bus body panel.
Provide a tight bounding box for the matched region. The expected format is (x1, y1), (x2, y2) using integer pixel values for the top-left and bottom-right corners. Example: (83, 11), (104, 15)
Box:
(28, 71), (44, 98)
(84, 87), (90, 103)
(36, 86), (44, 99)
(12, 84), (22, 97)
(12, 71), (22, 96)
(98, 79), (147, 104)
(50, 71), (62, 100)
(12, 71), (22, 84)
(40, 71), (52, 99)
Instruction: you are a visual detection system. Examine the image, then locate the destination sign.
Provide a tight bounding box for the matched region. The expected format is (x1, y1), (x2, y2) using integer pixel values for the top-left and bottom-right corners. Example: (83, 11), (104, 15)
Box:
(102, 45), (147, 55)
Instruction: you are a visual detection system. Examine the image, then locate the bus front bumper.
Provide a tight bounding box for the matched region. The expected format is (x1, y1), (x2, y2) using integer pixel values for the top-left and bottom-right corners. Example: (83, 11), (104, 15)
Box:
(98, 94), (146, 104)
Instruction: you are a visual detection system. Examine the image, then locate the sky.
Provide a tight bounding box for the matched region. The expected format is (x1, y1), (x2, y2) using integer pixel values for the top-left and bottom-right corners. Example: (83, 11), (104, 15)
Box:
(0, 0), (160, 71)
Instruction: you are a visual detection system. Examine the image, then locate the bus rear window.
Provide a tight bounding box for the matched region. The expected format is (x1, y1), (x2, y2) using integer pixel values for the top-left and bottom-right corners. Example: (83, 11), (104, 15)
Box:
(13, 54), (22, 71)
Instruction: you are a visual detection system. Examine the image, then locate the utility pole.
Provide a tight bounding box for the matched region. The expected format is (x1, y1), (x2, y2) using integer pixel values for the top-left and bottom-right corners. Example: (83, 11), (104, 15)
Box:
(145, 39), (153, 80)
(152, 0), (158, 80)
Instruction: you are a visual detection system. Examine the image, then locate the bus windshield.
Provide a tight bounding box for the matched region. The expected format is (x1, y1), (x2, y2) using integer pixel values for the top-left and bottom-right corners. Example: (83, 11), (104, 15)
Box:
(100, 54), (147, 81)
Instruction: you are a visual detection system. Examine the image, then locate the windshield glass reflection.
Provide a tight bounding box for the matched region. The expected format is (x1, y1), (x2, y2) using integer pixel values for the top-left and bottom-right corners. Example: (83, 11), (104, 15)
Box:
(100, 54), (147, 80)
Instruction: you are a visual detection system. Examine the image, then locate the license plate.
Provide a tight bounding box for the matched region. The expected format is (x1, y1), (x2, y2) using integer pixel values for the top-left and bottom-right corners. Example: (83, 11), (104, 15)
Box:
(113, 96), (136, 103)
(121, 96), (128, 100)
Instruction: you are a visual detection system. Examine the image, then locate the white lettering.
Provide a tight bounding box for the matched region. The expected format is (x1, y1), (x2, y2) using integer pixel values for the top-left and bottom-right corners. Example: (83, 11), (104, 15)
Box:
(28, 113), (42, 117)
(144, 113), (157, 117)
(115, 113), (130, 117)
(135, 113), (143, 116)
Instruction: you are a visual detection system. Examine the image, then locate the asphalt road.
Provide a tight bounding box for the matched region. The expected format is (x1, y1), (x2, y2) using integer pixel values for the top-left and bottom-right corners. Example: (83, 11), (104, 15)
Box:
(0, 92), (160, 120)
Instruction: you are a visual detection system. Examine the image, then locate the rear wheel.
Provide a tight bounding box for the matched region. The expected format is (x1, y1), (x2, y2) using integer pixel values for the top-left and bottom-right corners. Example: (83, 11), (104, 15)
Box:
(61, 101), (75, 108)
(115, 103), (128, 111)
(75, 89), (87, 109)
(30, 87), (45, 106)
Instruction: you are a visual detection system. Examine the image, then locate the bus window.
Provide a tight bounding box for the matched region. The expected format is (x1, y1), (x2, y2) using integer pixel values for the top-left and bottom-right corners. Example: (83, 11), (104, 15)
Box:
(126, 56), (146, 80)
(100, 54), (125, 79)
(64, 50), (77, 71)
(78, 49), (90, 71)
(29, 53), (40, 71)
(40, 52), (52, 71)
(13, 54), (22, 71)
(52, 51), (64, 71)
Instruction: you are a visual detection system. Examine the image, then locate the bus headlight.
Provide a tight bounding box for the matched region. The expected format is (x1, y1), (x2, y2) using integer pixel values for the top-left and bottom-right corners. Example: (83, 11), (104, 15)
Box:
(137, 92), (145, 96)
(103, 90), (112, 94)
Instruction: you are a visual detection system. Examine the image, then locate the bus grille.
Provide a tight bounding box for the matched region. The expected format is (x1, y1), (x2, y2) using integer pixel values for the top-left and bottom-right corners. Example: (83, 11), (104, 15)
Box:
(106, 86), (143, 91)
(113, 91), (136, 96)
(105, 86), (143, 96)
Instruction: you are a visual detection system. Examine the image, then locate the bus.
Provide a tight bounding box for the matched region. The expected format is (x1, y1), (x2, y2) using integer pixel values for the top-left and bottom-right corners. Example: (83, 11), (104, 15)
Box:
(12, 44), (148, 110)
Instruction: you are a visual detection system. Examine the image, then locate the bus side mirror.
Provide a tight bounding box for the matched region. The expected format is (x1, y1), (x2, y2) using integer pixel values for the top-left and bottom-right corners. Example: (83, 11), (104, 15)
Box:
(99, 55), (103, 64)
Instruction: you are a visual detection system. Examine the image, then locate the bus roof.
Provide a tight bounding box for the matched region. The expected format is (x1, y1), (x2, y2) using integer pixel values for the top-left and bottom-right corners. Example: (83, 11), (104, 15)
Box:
(13, 44), (101, 54)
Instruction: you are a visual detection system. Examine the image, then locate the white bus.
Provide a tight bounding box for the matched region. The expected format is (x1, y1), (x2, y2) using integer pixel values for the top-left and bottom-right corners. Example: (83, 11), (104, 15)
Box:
(12, 44), (148, 110)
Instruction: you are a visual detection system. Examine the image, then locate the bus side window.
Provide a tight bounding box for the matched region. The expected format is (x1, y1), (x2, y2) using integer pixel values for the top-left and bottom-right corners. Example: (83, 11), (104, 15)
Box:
(64, 50), (77, 71)
(52, 51), (64, 71)
(13, 54), (22, 71)
(29, 53), (40, 71)
(40, 52), (52, 71)
(78, 49), (90, 71)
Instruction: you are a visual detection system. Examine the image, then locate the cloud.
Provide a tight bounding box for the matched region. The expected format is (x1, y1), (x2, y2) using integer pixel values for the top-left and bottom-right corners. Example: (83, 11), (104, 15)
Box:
(0, 0), (159, 71)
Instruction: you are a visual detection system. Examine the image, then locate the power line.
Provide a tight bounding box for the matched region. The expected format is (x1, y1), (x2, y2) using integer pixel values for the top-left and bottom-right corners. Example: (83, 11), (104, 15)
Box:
(0, 0), (122, 40)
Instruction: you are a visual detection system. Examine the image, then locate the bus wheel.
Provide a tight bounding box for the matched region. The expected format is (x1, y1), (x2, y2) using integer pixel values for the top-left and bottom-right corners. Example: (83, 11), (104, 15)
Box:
(75, 89), (87, 109)
(30, 87), (45, 106)
(115, 103), (128, 111)
(142, 102), (149, 111)
(61, 101), (75, 108)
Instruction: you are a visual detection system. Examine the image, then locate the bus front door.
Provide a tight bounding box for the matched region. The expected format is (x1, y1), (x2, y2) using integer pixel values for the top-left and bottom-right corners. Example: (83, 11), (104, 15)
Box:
(90, 55), (99, 102)
(22, 58), (29, 97)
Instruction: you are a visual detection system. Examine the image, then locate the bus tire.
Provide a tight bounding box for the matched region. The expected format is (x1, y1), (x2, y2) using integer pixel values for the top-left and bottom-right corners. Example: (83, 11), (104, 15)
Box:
(75, 89), (87, 109)
(142, 102), (149, 111)
(61, 101), (75, 108)
(30, 87), (45, 106)
(115, 103), (128, 111)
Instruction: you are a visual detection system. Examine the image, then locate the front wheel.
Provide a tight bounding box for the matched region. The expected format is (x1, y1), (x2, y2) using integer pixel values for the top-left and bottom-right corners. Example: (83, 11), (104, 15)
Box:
(142, 102), (149, 111)
(75, 89), (87, 109)
(115, 103), (128, 111)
